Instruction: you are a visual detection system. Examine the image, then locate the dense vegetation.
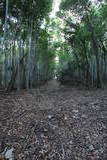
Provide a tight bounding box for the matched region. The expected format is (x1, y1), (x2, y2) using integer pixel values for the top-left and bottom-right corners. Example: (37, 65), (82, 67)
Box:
(0, 0), (54, 90)
(1, 0), (107, 90)
(57, 0), (107, 88)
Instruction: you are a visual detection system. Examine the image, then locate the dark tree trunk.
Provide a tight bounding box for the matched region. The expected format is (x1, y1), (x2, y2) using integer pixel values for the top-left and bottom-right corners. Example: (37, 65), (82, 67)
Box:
(91, 37), (101, 88)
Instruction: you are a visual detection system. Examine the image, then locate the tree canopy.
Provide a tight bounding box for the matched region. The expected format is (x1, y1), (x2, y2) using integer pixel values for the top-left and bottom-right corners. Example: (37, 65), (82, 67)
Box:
(0, 0), (55, 90)
(54, 0), (107, 88)
(1, 0), (107, 90)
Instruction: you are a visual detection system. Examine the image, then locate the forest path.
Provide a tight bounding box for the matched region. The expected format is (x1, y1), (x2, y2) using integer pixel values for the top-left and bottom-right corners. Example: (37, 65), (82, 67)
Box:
(0, 83), (107, 159)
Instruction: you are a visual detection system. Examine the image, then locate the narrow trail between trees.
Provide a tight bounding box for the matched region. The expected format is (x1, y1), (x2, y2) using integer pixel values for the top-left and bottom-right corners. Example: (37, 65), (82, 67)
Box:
(0, 80), (107, 160)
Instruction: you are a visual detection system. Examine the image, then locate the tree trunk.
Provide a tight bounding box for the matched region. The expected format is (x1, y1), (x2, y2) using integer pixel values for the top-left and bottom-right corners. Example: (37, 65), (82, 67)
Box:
(91, 37), (101, 88)
(26, 21), (33, 89)
(3, 0), (9, 88)
(7, 53), (27, 91)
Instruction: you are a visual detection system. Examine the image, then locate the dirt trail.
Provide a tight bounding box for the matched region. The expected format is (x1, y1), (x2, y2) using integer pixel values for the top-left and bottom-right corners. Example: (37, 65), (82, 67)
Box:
(0, 80), (107, 160)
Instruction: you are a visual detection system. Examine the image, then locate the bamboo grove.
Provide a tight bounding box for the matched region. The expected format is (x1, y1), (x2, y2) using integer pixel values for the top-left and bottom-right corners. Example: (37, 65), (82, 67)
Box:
(1, 0), (107, 90)
(57, 0), (107, 88)
(0, 0), (54, 90)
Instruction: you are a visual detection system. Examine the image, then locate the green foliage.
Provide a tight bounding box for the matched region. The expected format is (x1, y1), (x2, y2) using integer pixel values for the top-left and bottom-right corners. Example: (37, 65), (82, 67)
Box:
(57, 0), (107, 87)
(60, 0), (90, 13)
(0, 0), (54, 90)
